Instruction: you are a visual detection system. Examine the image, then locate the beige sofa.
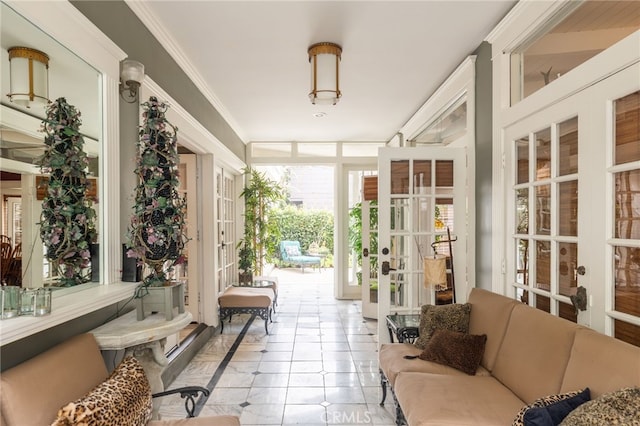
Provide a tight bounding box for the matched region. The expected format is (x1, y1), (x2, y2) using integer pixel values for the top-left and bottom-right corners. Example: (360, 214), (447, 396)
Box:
(0, 333), (240, 426)
(379, 288), (640, 425)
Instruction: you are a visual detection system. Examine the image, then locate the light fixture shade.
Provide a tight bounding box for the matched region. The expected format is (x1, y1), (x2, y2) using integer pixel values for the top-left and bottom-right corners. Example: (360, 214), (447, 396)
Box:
(120, 59), (145, 103)
(7, 47), (49, 108)
(121, 59), (145, 85)
(308, 42), (341, 105)
(423, 255), (447, 290)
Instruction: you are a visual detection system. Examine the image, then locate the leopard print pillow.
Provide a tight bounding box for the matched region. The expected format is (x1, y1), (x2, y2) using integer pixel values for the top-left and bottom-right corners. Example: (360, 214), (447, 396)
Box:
(560, 387), (640, 426)
(512, 389), (586, 426)
(51, 356), (152, 426)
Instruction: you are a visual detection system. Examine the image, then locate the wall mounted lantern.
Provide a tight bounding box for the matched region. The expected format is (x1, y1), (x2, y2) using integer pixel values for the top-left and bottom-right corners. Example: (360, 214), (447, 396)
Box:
(308, 42), (342, 105)
(7, 46), (50, 108)
(119, 59), (145, 103)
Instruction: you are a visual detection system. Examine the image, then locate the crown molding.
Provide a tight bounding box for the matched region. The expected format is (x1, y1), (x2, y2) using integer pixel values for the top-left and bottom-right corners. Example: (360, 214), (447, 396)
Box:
(125, 0), (247, 143)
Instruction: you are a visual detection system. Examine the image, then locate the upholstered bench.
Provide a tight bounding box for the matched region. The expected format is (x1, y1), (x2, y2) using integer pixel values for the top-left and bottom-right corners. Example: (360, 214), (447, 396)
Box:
(218, 286), (274, 334)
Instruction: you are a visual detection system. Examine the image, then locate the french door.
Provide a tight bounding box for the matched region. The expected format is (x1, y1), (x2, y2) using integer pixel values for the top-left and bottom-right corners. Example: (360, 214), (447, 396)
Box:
(361, 198), (378, 319)
(377, 147), (468, 342)
(215, 167), (236, 291)
(503, 63), (640, 344)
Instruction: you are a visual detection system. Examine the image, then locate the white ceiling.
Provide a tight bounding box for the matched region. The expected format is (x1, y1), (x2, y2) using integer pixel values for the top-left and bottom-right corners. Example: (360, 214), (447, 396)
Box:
(128, 1), (516, 144)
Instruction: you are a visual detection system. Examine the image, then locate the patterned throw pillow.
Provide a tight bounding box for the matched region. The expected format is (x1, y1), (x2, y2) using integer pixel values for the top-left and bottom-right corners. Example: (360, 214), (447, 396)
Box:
(285, 246), (301, 257)
(51, 356), (152, 426)
(414, 303), (471, 349)
(512, 389), (589, 426)
(559, 387), (640, 426)
(419, 329), (487, 375)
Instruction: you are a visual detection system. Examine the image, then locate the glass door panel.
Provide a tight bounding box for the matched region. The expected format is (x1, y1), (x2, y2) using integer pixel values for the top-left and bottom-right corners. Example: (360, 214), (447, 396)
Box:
(378, 147), (467, 343)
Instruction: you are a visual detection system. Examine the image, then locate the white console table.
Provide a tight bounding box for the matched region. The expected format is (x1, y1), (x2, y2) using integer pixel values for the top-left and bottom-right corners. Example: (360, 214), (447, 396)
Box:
(91, 309), (192, 418)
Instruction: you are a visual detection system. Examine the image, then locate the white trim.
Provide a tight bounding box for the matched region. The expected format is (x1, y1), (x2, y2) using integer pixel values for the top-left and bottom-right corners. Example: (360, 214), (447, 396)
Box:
(140, 77), (245, 173)
(400, 56), (477, 141)
(125, 0), (247, 143)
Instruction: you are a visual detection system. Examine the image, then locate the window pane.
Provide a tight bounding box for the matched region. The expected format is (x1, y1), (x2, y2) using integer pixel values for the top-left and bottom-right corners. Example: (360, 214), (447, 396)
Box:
(342, 143), (384, 157)
(535, 240), (551, 291)
(510, 1), (640, 104)
(435, 160), (454, 187)
(558, 117), (578, 176)
(558, 242), (577, 297)
(436, 200), (454, 232)
(615, 320), (640, 348)
(536, 185), (551, 235)
(535, 294), (551, 313)
(251, 142), (291, 157)
(516, 239), (529, 286)
(614, 91), (640, 165)
(516, 189), (529, 234)
(615, 170), (640, 240)
(613, 245), (640, 316)
(390, 198), (409, 231)
(298, 143), (336, 157)
(516, 137), (529, 184)
(559, 301), (577, 323)
(391, 160), (409, 194)
(535, 128), (551, 181)
(558, 180), (578, 236)
(413, 160), (432, 193)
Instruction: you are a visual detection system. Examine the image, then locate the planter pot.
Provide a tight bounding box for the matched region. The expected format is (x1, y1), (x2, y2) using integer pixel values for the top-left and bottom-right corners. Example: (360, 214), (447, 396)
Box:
(135, 281), (185, 321)
(239, 272), (253, 285)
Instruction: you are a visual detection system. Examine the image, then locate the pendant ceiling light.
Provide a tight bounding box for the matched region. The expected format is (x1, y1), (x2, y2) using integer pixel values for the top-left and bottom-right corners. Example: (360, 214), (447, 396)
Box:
(7, 46), (50, 108)
(308, 42), (342, 105)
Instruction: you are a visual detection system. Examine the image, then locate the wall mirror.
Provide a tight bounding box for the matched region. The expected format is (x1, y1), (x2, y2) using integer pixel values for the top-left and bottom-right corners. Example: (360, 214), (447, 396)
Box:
(1, 2), (102, 289)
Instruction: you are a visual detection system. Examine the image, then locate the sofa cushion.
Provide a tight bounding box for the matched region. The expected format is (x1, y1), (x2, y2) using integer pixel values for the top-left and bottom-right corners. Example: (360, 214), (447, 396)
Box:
(491, 304), (579, 404)
(379, 343), (490, 387)
(0, 333), (109, 426)
(419, 329), (487, 375)
(394, 372), (525, 426)
(51, 356), (152, 426)
(559, 387), (640, 426)
(467, 288), (518, 372)
(560, 327), (640, 398)
(414, 303), (471, 349)
(511, 388), (590, 426)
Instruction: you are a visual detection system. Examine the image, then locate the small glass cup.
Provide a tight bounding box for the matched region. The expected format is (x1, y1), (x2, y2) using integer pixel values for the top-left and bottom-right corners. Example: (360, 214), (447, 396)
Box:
(19, 288), (36, 316)
(35, 288), (52, 316)
(1, 286), (21, 319)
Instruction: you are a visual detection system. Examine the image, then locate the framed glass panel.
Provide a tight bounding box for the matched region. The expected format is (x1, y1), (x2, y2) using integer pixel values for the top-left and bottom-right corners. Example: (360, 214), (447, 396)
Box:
(516, 238), (529, 286)
(413, 160), (431, 194)
(412, 197), (431, 233)
(435, 160), (454, 187)
(535, 128), (551, 181)
(614, 320), (640, 347)
(298, 143), (336, 157)
(558, 117), (578, 176)
(614, 91), (640, 165)
(615, 170), (640, 240)
(536, 185), (551, 235)
(516, 188), (529, 234)
(535, 240), (551, 291)
(516, 137), (529, 184)
(559, 301), (577, 323)
(390, 198), (409, 231)
(558, 181), (578, 237)
(613, 246), (640, 315)
(435, 199), (454, 232)
(535, 294), (551, 313)
(558, 242), (577, 297)
(391, 160), (410, 194)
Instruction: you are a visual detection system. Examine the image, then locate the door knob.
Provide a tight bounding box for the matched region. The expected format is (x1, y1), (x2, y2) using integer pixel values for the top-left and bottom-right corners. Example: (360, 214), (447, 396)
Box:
(574, 265), (586, 280)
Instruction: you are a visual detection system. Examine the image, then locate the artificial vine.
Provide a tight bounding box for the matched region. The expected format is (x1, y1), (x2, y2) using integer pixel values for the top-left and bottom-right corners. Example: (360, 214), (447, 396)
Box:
(38, 97), (97, 287)
(126, 97), (187, 287)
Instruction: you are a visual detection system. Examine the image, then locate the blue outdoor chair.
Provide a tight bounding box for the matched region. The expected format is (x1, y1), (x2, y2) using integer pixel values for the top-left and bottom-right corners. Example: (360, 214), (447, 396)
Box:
(279, 241), (322, 273)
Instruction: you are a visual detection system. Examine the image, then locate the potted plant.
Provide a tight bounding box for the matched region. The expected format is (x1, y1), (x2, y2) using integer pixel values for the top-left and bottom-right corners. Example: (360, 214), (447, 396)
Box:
(238, 167), (283, 280)
(38, 97), (97, 287)
(126, 96), (187, 320)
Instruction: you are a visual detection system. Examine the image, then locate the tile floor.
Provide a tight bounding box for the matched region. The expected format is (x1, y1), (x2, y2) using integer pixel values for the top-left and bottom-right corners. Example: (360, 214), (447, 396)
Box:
(158, 268), (396, 425)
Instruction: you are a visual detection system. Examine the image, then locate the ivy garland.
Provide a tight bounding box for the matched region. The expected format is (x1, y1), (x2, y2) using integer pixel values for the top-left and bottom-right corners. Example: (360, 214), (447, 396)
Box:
(38, 97), (97, 287)
(126, 97), (187, 288)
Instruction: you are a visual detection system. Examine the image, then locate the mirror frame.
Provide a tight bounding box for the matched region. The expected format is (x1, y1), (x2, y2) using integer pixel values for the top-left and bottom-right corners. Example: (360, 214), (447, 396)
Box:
(0, 0), (132, 346)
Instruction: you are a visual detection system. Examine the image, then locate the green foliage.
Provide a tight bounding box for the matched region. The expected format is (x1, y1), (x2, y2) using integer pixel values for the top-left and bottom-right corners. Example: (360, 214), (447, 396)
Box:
(239, 167), (284, 275)
(348, 200), (378, 271)
(126, 97), (188, 287)
(37, 98), (97, 287)
(270, 205), (334, 264)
